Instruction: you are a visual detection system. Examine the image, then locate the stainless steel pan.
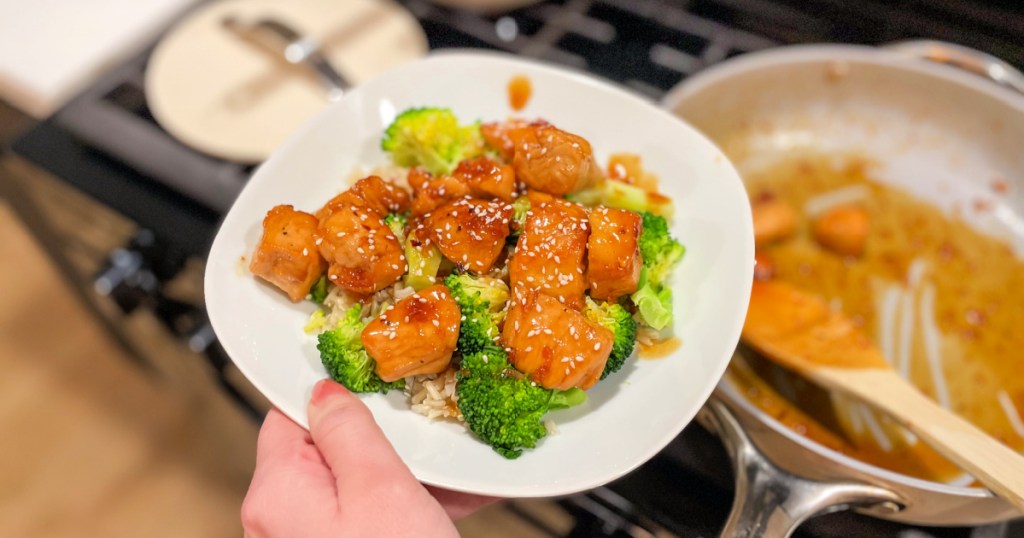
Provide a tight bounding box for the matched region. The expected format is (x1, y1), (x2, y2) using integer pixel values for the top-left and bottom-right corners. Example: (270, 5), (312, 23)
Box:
(663, 41), (1024, 536)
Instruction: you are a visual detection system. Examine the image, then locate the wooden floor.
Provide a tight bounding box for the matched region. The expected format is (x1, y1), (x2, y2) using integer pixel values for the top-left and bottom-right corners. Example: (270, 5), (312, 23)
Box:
(0, 199), (564, 537)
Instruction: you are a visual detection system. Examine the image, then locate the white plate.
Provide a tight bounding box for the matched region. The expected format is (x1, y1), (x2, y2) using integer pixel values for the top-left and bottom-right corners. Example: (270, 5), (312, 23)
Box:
(205, 51), (754, 497)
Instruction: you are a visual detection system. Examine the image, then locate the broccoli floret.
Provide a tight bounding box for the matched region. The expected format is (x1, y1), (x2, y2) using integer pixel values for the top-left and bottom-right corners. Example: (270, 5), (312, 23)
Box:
(632, 267), (674, 330)
(456, 346), (586, 458)
(304, 309), (327, 334)
(583, 297), (637, 379)
(444, 272), (510, 354)
(309, 275), (329, 304)
(638, 212), (685, 285)
(316, 305), (404, 393)
(630, 212), (685, 331)
(550, 387), (587, 409)
(384, 212), (408, 244)
(567, 179), (674, 218)
(508, 196), (531, 241)
(381, 107), (484, 176)
(404, 240), (443, 291)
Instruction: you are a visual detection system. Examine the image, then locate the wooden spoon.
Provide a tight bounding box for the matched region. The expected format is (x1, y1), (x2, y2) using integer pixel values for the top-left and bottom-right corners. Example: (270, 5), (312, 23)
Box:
(742, 279), (1024, 512)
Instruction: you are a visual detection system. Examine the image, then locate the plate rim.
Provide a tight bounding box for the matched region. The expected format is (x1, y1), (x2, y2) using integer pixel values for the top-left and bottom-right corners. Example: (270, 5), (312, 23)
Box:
(205, 50), (754, 497)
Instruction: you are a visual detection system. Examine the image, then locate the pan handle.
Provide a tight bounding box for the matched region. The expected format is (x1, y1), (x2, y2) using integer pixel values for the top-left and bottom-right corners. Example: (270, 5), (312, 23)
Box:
(700, 397), (903, 538)
(882, 40), (1024, 96)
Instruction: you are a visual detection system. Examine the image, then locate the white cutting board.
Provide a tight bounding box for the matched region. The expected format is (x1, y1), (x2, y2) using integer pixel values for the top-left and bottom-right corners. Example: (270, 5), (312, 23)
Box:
(145, 0), (427, 163)
(0, 0), (197, 118)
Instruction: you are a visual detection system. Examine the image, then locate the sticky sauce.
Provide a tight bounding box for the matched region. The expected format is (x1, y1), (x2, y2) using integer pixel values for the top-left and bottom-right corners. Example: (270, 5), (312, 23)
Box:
(741, 152), (1024, 483)
(639, 337), (681, 359)
(728, 353), (963, 481)
(508, 75), (532, 111)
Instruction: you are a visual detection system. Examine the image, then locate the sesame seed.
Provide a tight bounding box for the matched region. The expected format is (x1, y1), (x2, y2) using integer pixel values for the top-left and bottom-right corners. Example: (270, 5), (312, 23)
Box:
(432, 319), (440, 327)
(357, 247), (365, 254)
(594, 342), (601, 351)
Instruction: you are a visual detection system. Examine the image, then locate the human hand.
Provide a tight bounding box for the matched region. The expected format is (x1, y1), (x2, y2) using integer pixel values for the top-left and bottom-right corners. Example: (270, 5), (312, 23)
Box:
(241, 379), (499, 537)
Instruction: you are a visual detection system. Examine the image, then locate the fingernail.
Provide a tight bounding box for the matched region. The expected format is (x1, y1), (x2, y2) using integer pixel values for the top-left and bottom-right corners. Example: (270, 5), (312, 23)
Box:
(310, 378), (346, 407)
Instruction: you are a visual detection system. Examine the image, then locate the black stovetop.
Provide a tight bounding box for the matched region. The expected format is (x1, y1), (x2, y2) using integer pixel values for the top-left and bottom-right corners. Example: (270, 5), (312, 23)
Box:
(12, 0), (1024, 258)
(9, 1), (1024, 536)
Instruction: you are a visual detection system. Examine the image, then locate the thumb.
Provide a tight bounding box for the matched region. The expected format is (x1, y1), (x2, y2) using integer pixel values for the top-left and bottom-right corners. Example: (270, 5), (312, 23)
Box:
(307, 379), (417, 496)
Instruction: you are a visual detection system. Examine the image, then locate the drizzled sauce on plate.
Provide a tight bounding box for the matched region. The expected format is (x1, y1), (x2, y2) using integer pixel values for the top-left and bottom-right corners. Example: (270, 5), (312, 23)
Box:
(639, 337), (681, 359)
(508, 75), (532, 111)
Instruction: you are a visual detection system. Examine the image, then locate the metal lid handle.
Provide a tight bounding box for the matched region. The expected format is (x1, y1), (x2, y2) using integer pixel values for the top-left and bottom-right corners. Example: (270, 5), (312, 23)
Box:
(883, 40), (1024, 96)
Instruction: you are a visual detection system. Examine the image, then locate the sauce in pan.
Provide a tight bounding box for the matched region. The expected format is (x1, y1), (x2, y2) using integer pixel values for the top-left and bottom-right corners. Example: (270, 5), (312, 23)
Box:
(739, 153), (1024, 483)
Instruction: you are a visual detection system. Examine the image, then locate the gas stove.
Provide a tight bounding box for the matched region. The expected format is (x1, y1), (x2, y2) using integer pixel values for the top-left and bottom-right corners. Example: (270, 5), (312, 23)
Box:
(7, 0), (1024, 536)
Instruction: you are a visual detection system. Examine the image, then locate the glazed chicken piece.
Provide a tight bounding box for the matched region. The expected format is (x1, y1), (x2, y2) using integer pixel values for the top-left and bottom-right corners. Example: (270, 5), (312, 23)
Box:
(502, 290), (613, 391)
(586, 207), (643, 301)
(410, 174), (472, 217)
(316, 175), (410, 221)
(315, 205), (406, 294)
(250, 205), (327, 302)
(407, 167), (433, 192)
(480, 119), (546, 161)
(509, 124), (602, 196)
(751, 194), (798, 247)
(362, 285), (462, 382)
(510, 197), (589, 308)
(452, 156), (516, 202)
(425, 198), (512, 272)
(813, 204), (870, 257)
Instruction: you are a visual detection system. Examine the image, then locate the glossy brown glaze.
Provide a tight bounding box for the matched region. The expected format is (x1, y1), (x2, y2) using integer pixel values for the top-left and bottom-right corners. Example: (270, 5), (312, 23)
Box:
(742, 153), (1024, 483)
(362, 284), (461, 381)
